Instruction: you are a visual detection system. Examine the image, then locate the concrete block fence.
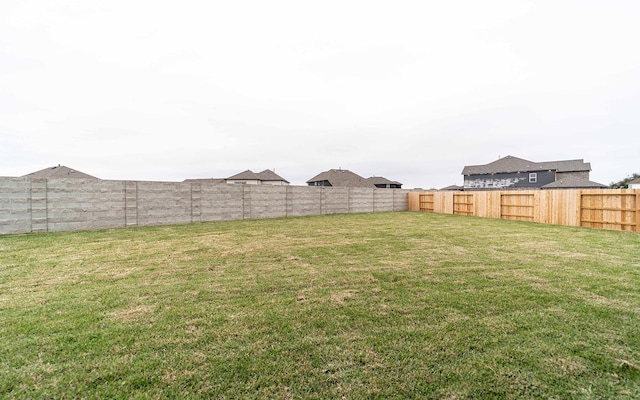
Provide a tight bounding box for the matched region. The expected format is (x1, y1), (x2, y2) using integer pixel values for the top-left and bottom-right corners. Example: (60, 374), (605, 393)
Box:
(0, 177), (409, 234)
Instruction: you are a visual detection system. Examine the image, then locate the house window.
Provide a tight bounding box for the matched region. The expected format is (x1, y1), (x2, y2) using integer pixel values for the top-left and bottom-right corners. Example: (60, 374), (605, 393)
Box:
(529, 173), (537, 183)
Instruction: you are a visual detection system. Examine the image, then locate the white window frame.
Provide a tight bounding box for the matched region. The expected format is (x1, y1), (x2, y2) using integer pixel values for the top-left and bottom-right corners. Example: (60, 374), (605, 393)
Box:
(529, 173), (537, 183)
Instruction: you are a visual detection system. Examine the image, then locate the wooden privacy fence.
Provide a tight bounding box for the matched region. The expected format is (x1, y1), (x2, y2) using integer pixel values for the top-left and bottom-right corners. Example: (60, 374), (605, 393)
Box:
(408, 189), (640, 232)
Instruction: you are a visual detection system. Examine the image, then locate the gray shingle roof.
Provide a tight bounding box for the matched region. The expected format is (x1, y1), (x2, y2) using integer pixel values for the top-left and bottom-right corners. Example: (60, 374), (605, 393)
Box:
(541, 176), (606, 189)
(256, 169), (289, 183)
(226, 170), (259, 180)
(226, 169), (289, 183)
(462, 155), (591, 175)
(537, 159), (592, 173)
(366, 176), (402, 186)
(22, 165), (99, 179)
(440, 185), (464, 191)
(306, 169), (372, 188)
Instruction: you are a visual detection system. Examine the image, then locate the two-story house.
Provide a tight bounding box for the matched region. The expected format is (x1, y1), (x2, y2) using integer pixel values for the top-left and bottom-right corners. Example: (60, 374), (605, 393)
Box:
(462, 156), (606, 190)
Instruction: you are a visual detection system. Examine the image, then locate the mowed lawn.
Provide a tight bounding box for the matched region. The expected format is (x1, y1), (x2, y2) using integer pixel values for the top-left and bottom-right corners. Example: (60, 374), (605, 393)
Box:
(1, 212), (639, 399)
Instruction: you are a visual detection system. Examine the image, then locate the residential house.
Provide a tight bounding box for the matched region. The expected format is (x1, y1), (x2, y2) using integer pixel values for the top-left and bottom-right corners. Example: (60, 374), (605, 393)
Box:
(628, 177), (640, 189)
(22, 165), (100, 179)
(225, 169), (289, 185)
(307, 169), (371, 188)
(462, 155), (606, 190)
(440, 185), (464, 191)
(366, 176), (403, 189)
(307, 169), (402, 188)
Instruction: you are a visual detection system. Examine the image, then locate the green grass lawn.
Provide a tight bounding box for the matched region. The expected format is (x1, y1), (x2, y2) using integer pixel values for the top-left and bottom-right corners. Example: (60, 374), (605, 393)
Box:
(1, 212), (639, 399)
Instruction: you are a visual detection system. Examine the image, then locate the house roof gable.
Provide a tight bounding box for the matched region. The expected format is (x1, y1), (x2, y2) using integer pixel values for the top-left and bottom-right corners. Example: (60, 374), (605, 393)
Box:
(226, 169), (289, 183)
(256, 169), (289, 183)
(366, 176), (402, 186)
(226, 170), (259, 180)
(21, 165), (99, 179)
(306, 169), (372, 187)
(440, 185), (464, 191)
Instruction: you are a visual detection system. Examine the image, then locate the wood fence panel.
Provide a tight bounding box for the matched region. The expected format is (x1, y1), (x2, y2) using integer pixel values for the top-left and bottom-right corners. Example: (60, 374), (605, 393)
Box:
(491, 191), (503, 219)
(500, 192), (535, 222)
(432, 191), (451, 214)
(581, 192), (601, 229)
(619, 193), (637, 231)
(407, 192), (420, 211)
(419, 192), (435, 212)
(473, 191), (490, 218)
(580, 191), (637, 231)
(453, 193), (474, 216)
(545, 189), (580, 227)
(537, 190), (550, 225)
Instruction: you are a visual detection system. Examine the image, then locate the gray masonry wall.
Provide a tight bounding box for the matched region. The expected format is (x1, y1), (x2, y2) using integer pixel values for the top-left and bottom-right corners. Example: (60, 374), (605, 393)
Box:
(0, 177), (409, 234)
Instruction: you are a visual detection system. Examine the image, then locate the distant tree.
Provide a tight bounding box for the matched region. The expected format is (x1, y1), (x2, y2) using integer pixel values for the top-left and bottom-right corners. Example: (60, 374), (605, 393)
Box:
(609, 173), (640, 189)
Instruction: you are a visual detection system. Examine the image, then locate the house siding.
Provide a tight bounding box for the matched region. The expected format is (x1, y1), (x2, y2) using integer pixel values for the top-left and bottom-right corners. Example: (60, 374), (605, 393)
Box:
(557, 171), (589, 181)
(464, 171), (556, 190)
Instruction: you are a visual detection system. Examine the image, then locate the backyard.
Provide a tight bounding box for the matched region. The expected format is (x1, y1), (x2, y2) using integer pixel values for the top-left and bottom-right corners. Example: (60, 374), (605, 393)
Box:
(1, 212), (639, 398)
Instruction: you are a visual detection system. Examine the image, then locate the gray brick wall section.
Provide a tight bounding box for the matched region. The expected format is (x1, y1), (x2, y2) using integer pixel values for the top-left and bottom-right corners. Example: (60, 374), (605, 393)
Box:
(0, 178), (33, 234)
(0, 177), (410, 234)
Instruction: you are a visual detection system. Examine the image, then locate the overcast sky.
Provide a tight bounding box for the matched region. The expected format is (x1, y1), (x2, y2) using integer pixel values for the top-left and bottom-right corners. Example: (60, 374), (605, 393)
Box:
(1, 1), (638, 188)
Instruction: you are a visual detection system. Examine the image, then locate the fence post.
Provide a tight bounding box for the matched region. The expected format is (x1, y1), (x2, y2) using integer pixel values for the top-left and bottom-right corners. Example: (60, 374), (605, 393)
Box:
(636, 190), (640, 232)
(574, 190), (581, 228)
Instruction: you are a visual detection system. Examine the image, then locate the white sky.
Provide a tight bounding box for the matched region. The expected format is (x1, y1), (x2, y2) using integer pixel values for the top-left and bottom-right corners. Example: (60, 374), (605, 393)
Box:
(1, 0), (639, 188)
